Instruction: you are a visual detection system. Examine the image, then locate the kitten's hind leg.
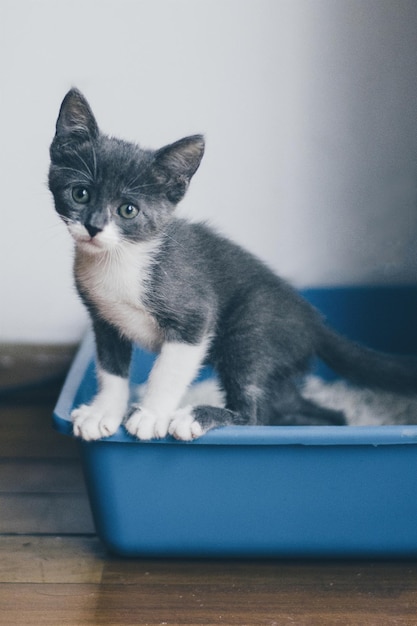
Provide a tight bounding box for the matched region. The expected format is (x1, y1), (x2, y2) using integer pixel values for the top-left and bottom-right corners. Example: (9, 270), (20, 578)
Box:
(168, 346), (275, 439)
(268, 404), (346, 426)
(168, 405), (244, 441)
(169, 377), (264, 440)
(268, 380), (346, 426)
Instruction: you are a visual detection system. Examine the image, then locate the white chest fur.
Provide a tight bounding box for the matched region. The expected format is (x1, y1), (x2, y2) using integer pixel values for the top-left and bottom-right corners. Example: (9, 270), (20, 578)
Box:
(75, 239), (163, 351)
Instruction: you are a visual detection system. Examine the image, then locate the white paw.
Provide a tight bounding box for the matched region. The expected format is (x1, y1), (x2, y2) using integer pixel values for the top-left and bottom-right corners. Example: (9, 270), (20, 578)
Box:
(168, 407), (204, 441)
(125, 407), (171, 440)
(71, 403), (124, 441)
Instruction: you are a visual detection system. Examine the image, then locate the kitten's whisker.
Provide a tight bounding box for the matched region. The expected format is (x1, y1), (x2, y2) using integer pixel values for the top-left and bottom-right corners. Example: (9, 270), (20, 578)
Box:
(90, 142), (98, 179)
(127, 182), (161, 192)
(121, 180), (162, 195)
(162, 231), (186, 250)
(73, 151), (95, 180)
(58, 167), (92, 183)
(59, 215), (76, 227)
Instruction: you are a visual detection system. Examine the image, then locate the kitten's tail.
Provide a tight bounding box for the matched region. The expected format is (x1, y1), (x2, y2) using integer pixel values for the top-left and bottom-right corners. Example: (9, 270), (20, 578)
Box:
(316, 325), (417, 394)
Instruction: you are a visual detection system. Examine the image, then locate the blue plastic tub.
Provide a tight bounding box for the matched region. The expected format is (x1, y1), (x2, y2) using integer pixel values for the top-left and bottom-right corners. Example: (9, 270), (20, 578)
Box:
(53, 287), (417, 557)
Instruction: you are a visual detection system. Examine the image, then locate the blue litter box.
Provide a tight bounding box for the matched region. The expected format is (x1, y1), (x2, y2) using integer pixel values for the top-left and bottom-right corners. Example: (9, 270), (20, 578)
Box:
(53, 287), (417, 558)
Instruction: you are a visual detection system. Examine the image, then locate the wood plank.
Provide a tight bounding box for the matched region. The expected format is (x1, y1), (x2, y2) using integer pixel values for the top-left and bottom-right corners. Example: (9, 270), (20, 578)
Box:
(0, 536), (105, 583)
(1, 577), (417, 626)
(0, 584), (99, 626)
(102, 556), (417, 588)
(0, 343), (76, 390)
(0, 459), (86, 493)
(1, 537), (417, 625)
(4, 536), (417, 590)
(0, 406), (78, 458)
(0, 429), (78, 458)
(0, 494), (94, 534)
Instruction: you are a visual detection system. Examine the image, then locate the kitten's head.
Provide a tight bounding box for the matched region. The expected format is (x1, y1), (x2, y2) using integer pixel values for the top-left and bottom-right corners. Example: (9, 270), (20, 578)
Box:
(48, 89), (204, 252)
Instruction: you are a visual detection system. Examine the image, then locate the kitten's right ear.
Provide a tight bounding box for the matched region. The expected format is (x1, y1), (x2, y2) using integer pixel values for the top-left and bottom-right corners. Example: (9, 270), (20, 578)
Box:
(54, 88), (99, 141)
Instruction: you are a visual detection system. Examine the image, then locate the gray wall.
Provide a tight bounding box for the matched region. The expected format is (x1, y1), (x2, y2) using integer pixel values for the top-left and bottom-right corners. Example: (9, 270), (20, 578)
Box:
(1, 0), (417, 342)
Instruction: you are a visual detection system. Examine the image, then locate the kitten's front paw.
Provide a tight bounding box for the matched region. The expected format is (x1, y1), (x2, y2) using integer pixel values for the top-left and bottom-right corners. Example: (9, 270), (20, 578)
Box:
(125, 406), (170, 440)
(72, 404), (124, 441)
(168, 407), (204, 441)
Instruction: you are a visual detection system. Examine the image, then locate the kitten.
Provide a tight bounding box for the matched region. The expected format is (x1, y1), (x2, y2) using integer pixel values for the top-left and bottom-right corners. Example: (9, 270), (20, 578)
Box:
(49, 89), (417, 441)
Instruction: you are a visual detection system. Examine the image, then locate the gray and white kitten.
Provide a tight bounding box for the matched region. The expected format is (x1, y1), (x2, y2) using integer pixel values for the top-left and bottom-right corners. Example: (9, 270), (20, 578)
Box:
(49, 89), (417, 441)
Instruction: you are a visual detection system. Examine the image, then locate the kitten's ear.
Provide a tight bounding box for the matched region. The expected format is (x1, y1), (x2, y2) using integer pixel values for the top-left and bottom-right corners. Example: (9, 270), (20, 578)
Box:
(153, 135), (205, 203)
(54, 88), (99, 141)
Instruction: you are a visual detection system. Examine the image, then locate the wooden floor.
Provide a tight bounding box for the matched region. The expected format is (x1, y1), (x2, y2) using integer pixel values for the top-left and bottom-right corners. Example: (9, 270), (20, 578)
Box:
(2, 383), (417, 625)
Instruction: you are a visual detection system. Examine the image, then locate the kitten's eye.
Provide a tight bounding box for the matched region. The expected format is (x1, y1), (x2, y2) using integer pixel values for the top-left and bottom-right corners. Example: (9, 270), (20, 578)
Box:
(118, 203), (139, 219)
(72, 186), (90, 204)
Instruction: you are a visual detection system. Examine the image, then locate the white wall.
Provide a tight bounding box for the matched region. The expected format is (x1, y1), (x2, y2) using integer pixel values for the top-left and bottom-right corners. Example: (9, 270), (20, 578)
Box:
(1, 0), (417, 343)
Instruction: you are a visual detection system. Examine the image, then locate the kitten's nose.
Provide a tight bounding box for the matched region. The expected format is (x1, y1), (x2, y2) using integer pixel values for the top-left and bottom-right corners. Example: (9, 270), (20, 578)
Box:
(85, 224), (103, 238)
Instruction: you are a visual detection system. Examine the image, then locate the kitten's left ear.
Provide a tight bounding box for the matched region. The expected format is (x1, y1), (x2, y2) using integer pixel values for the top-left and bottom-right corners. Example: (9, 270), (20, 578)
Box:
(54, 88), (99, 142)
(153, 135), (205, 203)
